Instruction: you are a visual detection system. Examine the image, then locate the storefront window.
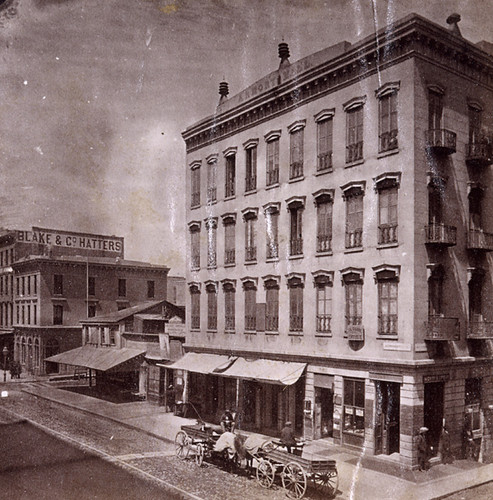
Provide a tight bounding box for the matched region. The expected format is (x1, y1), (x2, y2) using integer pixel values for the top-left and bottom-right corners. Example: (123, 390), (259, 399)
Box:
(343, 378), (365, 435)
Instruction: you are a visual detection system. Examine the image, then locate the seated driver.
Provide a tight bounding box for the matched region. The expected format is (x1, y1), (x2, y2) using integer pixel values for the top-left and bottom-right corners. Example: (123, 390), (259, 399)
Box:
(280, 421), (296, 453)
(220, 409), (236, 433)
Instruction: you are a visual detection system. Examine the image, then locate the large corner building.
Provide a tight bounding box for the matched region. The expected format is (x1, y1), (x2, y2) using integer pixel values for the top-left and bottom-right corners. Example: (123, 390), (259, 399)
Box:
(181, 13), (493, 469)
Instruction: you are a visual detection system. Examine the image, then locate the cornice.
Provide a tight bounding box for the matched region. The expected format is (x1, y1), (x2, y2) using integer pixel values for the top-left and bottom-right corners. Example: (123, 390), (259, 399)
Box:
(183, 16), (493, 154)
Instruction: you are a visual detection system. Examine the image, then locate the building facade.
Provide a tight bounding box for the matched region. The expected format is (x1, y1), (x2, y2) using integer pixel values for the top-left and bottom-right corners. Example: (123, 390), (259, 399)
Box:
(181, 14), (493, 469)
(2, 227), (170, 376)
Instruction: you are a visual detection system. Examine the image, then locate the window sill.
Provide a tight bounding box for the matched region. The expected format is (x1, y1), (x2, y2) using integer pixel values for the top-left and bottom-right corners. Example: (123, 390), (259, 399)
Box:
(190, 328), (200, 332)
(315, 333), (332, 338)
(288, 176), (305, 184)
(244, 330), (257, 335)
(288, 331), (303, 336)
(245, 260), (257, 266)
(206, 199), (218, 206)
(377, 242), (399, 250)
(345, 159), (364, 168)
(224, 195), (236, 202)
(316, 250), (333, 257)
(377, 148), (399, 159)
(190, 267), (200, 272)
(245, 189), (257, 196)
(207, 265), (217, 270)
(206, 329), (217, 334)
(288, 254), (304, 260)
(266, 257), (279, 263)
(190, 204), (201, 210)
(266, 183), (280, 191)
(225, 330), (236, 334)
(315, 168), (333, 176)
(344, 247), (363, 254)
(376, 334), (398, 340)
(265, 330), (279, 336)
(224, 262), (236, 268)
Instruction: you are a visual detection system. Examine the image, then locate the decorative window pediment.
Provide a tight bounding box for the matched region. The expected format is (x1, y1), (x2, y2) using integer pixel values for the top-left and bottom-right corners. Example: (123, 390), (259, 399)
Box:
(312, 270), (334, 287)
(427, 83), (445, 96)
(372, 264), (400, 282)
(286, 272), (305, 288)
(203, 217), (218, 229)
(223, 146), (237, 157)
(340, 267), (364, 283)
(188, 220), (201, 232)
(241, 207), (258, 220)
(314, 108), (335, 123)
(243, 138), (259, 149)
(190, 160), (201, 170)
(263, 201), (280, 214)
(341, 181), (366, 199)
(313, 188), (335, 204)
(343, 95), (366, 111)
(221, 212), (237, 225)
(375, 81), (400, 99)
(206, 153), (218, 164)
(373, 172), (402, 191)
(262, 275), (281, 289)
(467, 99), (483, 111)
(221, 278), (236, 291)
(264, 129), (281, 142)
(241, 276), (258, 290)
(188, 282), (201, 293)
(287, 119), (306, 134)
(286, 195), (306, 210)
(205, 280), (218, 292)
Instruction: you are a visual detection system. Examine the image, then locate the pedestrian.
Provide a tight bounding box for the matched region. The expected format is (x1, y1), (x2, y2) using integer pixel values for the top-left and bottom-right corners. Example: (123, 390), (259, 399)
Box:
(165, 384), (175, 413)
(220, 409), (235, 433)
(417, 426), (430, 471)
(280, 421), (296, 453)
(439, 423), (453, 464)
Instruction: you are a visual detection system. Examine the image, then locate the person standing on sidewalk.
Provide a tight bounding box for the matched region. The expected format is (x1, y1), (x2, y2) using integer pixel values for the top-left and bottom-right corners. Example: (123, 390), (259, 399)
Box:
(417, 427), (430, 471)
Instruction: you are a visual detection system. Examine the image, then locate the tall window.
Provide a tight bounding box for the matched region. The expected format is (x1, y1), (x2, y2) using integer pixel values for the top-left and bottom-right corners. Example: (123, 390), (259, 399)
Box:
(265, 205), (279, 260)
(287, 199), (304, 256)
(378, 184), (398, 245)
(244, 281), (257, 331)
(428, 88), (443, 130)
(190, 285), (200, 330)
(207, 157), (217, 203)
(377, 85), (398, 153)
(469, 186), (483, 231)
(289, 122), (305, 179)
(88, 276), (96, 296)
(54, 274), (63, 295)
(343, 185), (364, 249)
(265, 279), (279, 332)
(314, 273), (333, 334)
(147, 280), (155, 299)
(223, 216), (236, 266)
(206, 219), (217, 269)
(342, 270), (364, 331)
(191, 163), (200, 208)
(315, 192), (333, 253)
(118, 278), (126, 297)
(428, 266), (443, 317)
(189, 223), (201, 270)
(53, 304), (63, 325)
(243, 210), (257, 262)
(316, 113), (333, 172)
(469, 271), (483, 321)
(223, 282), (235, 332)
(374, 267), (399, 336)
(225, 153), (236, 198)
(206, 283), (217, 331)
(468, 105), (482, 145)
(343, 378), (365, 435)
(244, 141), (258, 192)
(88, 304), (96, 318)
(266, 134), (280, 186)
(346, 103), (364, 163)
(287, 275), (304, 332)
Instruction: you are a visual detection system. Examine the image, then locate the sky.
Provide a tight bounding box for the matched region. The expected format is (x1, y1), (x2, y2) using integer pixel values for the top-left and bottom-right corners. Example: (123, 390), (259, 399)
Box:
(1, 0), (493, 275)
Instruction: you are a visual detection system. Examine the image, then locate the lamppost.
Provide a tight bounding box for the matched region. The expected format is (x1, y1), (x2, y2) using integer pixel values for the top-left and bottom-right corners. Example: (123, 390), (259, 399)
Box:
(2, 346), (8, 382)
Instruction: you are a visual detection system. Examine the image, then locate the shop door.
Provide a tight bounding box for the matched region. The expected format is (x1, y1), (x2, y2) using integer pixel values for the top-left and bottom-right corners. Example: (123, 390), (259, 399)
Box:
(375, 381), (400, 455)
(424, 382), (444, 455)
(314, 387), (333, 438)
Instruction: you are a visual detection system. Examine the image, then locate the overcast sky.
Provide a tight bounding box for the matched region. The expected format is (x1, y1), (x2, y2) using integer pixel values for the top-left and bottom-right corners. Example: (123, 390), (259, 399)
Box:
(1, 0), (492, 274)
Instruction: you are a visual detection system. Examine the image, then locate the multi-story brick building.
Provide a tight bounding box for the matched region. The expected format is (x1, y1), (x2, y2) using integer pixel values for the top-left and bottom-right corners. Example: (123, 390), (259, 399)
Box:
(180, 13), (493, 469)
(0, 227), (170, 376)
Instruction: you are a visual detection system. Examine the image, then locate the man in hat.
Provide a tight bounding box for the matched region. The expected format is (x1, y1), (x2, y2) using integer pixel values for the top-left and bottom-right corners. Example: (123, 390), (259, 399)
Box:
(280, 421), (297, 453)
(417, 427), (430, 471)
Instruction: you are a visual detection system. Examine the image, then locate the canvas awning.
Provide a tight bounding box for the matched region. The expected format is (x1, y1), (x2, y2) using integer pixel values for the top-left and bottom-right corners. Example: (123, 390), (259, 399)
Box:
(165, 352), (235, 374)
(220, 357), (306, 386)
(45, 346), (146, 372)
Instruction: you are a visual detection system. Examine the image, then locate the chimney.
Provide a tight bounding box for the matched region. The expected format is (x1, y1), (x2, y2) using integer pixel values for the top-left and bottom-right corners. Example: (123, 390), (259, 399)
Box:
(446, 13), (462, 37)
(278, 42), (290, 69)
(218, 81), (229, 105)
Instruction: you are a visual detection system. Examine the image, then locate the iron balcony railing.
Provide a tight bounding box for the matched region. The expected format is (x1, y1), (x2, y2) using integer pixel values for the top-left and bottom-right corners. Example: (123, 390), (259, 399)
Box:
(378, 224), (398, 245)
(289, 161), (303, 179)
(245, 246), (257, 262)
(425, 129), (457, 154)
(467, 320), (493, 339)
(317, 152), (333, 172)
(267, 168), (279, 186)
(225, 181), (235, 198)
(207, 316), (217, 331)
(245, 175), (257, 192)
(224, 249), (235, 265)
(225, 316), (235, 331)
(465, 142), (493, 167)
(379, 130), (398, 153)
(207, 187), (217, 203)
(289, 314), (303, 332)
(346, 141), (363, 163)
(316, 314), (331, 334)
(466, 229), (493, 252)
(266, 244), (279, 260)
(265, 315), (279, 332)
(317, 234), (332, 253)
(425, 315), (460, 341)
(191, 316), (200, 330)
(245, 315), (256, 331)
(290, 238), (303, 256)
(425, 223), (457, 246)
(378, 314), (398, 335)
(345, 229), (363, 249)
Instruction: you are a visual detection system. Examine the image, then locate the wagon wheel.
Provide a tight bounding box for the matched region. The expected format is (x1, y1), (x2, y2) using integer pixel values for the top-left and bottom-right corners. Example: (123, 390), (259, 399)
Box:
(256, 458), (275, 489)
(174, 430), (190, 460)
(195, 442), (205, 467)
(312, 469), (339, 497)
(282, 461), (307, 499)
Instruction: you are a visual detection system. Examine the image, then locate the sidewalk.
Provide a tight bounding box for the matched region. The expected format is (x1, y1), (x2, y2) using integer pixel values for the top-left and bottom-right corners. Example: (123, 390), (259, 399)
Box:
(15, 381), (493, 500)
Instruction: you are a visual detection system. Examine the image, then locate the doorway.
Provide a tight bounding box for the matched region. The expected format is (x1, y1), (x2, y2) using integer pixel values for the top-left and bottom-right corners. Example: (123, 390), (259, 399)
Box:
(424, 382), (444, 455)
(375, 381), (400, 455)
(314, 387), (333, 438)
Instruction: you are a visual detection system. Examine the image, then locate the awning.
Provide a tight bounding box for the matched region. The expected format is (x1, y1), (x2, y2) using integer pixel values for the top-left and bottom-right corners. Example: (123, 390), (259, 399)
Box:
(220, 357), (306, 386)
(165, 352), (235, 374)
(45, 346), (146, 372)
